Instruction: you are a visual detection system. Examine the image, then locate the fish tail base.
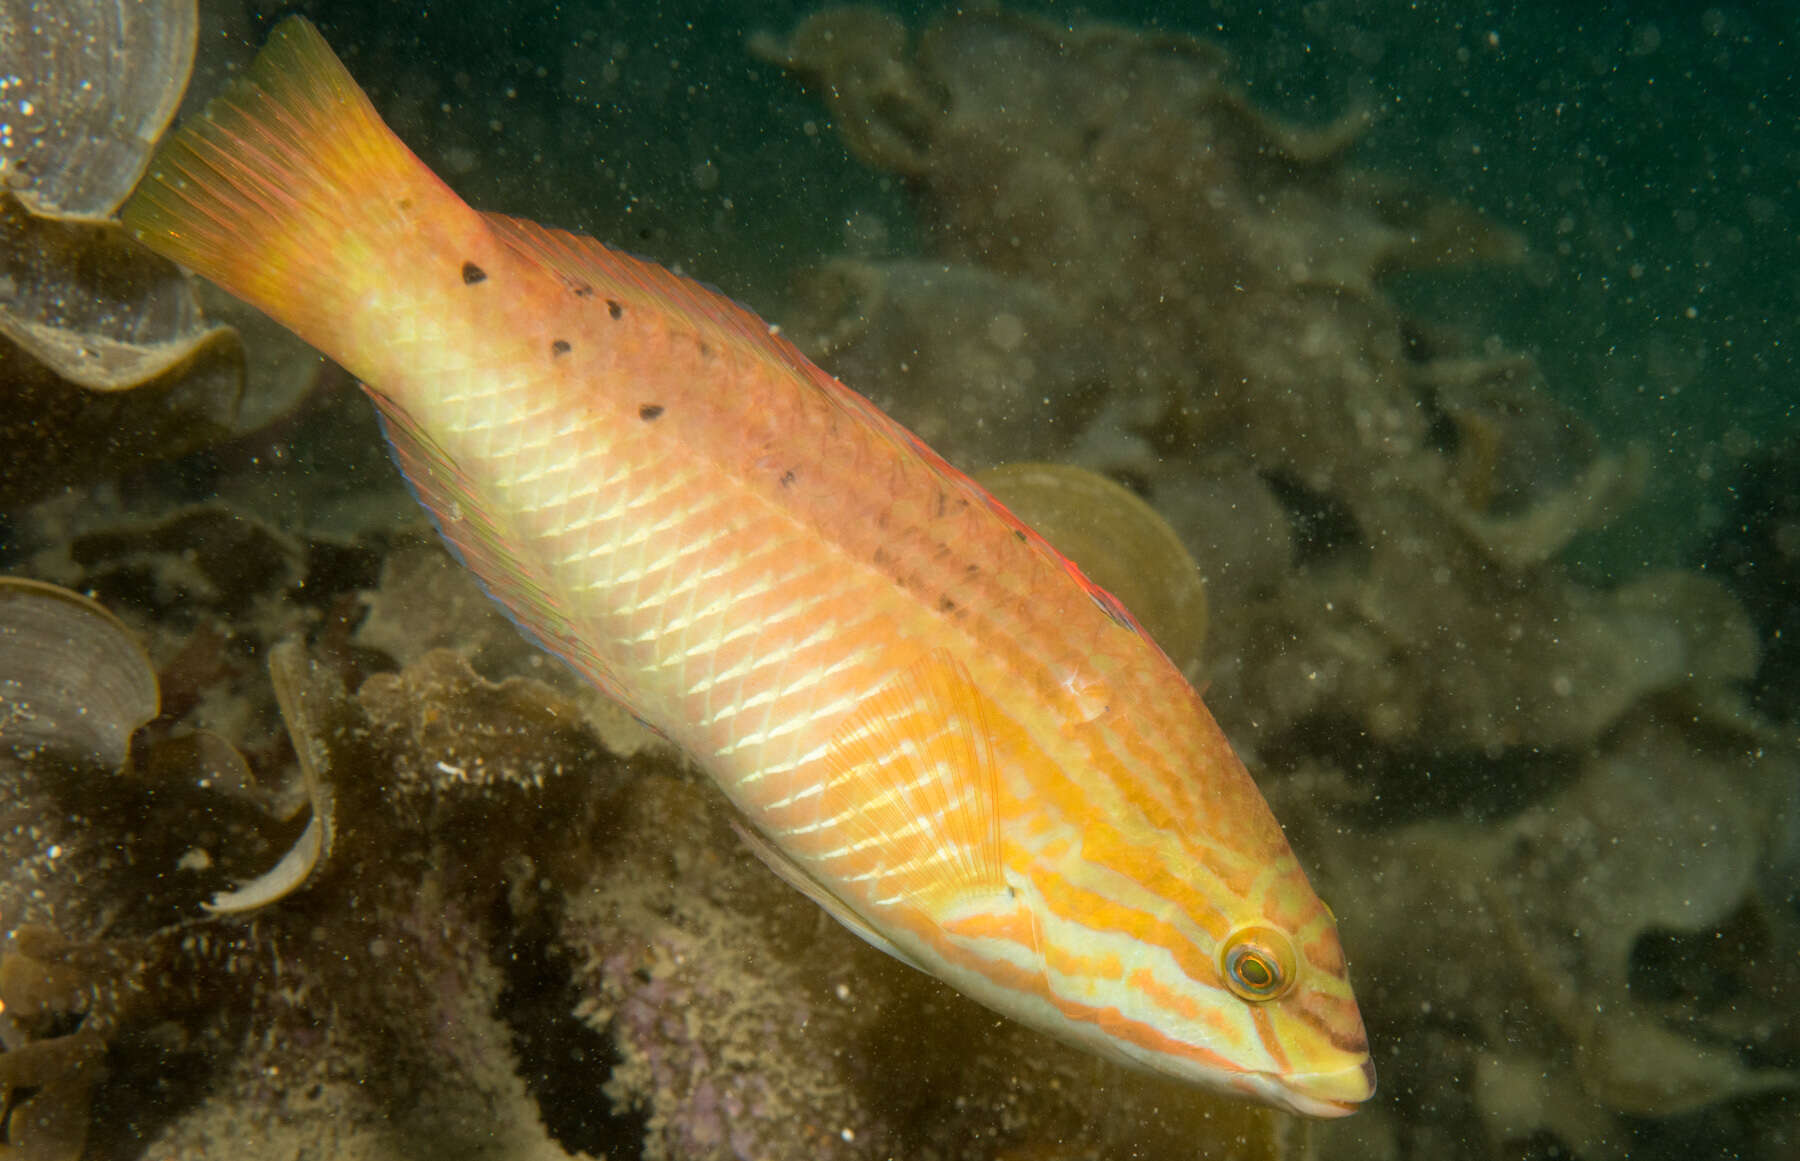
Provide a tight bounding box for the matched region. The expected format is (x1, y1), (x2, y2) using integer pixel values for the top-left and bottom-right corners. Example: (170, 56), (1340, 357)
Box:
(121, 17), (450, 346)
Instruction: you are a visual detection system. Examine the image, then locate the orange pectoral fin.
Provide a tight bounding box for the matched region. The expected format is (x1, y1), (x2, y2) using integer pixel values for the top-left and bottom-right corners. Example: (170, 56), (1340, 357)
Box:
(811, 649), (1012, 918)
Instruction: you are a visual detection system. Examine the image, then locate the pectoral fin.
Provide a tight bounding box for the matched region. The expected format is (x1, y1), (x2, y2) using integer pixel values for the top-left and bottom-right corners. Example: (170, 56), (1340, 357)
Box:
(812, 649), (1011, 917)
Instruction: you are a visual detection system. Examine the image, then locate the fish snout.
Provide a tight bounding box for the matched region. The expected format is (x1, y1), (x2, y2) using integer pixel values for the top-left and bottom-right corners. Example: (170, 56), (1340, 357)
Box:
(1272, 1055), (1378, 1118)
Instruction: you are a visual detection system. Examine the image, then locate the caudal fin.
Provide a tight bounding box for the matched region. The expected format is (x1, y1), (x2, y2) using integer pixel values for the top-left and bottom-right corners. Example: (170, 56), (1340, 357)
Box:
(120, 18), (455, 348)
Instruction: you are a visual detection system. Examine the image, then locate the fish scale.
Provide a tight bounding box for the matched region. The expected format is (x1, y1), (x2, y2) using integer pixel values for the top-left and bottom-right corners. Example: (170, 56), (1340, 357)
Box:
(121, 16), (1374, 1117)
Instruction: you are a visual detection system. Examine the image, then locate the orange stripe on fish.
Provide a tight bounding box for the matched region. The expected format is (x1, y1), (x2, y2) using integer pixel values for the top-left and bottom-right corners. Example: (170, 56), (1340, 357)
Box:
(1252, 1006), (1294, 1075)
(121, 16), (1373, 1118)
(1031, 859), (1226, 989)
(1127, 967), (1243, 1043)
(1039, 988), (1246, 1077)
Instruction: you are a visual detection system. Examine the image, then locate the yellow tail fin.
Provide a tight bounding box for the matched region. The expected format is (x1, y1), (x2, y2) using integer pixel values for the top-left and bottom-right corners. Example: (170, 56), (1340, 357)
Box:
(120, 17), (453, 348)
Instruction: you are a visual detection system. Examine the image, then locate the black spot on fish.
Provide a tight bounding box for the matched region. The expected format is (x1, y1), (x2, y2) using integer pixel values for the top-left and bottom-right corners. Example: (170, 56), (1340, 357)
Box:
(462, 261), (487, 284)
(699, 340), (713, 359)
(966, 562), (980, 575)
(607, 299), (624, 320)
(639, 404), (664, 421)
(572, 282), (594, 298)
(934, 491), (948, 518)
(397, 197), (414, 212)
(1013, 529), (1028, 542)
(780, 470), (796, 488)
(938, 597), (957, 614)
(552, 340), (571, 357)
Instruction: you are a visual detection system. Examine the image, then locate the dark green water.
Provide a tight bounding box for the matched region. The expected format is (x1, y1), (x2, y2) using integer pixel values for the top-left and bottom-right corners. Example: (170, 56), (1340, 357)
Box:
(278, 0), (1799, 571)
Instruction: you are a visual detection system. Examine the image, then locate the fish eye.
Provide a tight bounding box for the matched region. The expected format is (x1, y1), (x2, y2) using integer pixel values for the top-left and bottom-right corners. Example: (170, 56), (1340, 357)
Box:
(1220, 924), (1298, 1002)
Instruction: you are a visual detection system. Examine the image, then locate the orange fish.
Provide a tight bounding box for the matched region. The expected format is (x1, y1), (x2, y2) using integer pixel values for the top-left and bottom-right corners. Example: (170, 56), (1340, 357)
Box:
(122, 18), (1372, 1115)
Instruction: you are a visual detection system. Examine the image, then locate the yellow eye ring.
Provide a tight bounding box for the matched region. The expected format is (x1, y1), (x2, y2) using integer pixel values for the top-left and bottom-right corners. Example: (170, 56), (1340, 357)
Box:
(1220, 924), (1298, 1002)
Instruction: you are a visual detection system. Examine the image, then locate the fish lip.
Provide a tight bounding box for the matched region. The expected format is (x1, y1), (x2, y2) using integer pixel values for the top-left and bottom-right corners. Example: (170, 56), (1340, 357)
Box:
(1273, 1056), (1378, 1118)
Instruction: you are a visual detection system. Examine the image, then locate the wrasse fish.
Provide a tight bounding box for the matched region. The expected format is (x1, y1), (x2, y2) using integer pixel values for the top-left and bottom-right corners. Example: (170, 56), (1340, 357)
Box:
(121, 18), (1373, 1116)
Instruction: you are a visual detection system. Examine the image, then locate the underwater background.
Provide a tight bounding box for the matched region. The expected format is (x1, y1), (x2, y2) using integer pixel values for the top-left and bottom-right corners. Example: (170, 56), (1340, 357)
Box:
(1, 1), (1796, 1160)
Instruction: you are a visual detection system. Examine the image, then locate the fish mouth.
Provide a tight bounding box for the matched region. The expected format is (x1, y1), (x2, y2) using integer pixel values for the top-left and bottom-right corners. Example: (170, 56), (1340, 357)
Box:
(1274, 1056), (1378, 1118)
